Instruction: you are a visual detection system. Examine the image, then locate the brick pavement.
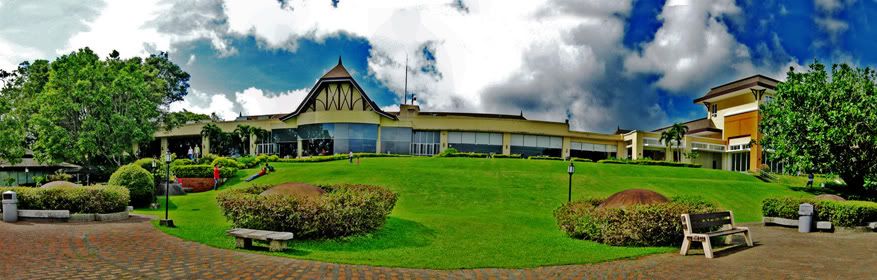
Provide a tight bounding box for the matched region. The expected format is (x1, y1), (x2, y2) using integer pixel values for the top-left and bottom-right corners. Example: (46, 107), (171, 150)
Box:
(1, 216), (875, 279)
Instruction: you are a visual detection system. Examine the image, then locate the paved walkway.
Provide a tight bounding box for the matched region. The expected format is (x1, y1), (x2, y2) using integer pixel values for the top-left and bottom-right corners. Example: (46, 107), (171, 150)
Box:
(1, 216), (875, 279)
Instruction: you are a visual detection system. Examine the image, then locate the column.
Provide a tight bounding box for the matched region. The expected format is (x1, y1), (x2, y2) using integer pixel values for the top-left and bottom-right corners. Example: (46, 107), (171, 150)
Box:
(375, 127), (382, 153)
(439, 130), (448, 152)
(201, 135), (210, 155)
(296, 139), (303, 158)
(561, 137), (571, 159)
(160, 137), (169, 155)
(502, 133), (511, 155)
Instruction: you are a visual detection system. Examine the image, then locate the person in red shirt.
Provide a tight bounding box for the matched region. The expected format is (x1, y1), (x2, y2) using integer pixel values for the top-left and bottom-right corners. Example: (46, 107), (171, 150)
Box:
(213, 164), (221, 190)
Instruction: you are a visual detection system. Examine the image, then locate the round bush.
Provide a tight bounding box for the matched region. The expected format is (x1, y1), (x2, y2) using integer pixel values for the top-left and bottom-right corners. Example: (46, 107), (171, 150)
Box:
(217, 184), (397, 238)
(212, 157), (245, 169)
(555, 195), (717, 246)
(0, 185), (129, 213)
(108, 164), (154, 207)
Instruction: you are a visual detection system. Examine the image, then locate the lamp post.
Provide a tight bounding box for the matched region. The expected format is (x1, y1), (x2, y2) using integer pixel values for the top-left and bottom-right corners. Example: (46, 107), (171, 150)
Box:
(151, 159), (158, 209)
(160, 152), (175, 227)
(24, 168), (29, 186)
(567, 161), (575, 202)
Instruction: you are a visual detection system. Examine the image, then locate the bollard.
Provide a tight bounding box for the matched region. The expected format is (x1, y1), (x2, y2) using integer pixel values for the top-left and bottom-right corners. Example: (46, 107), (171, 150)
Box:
(2, 191), (18, 222)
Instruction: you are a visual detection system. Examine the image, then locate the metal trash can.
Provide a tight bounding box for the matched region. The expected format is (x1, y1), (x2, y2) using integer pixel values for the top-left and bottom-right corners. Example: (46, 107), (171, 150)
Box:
(2, 191), (18, 223)
(798, 203), (814, 233)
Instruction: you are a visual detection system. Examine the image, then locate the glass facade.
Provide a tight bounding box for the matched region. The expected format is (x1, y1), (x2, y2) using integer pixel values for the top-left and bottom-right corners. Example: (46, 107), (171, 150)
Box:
(272, 123), (378, 157)
(412, 131), (441, 156)
(510, 134), (562, 157)
(730, 152), (750, 172)
(380, 127), (412, 154)
(272, 128), (298, 158)
(569, 141), (617, 161)
(447, 131), (502, 154)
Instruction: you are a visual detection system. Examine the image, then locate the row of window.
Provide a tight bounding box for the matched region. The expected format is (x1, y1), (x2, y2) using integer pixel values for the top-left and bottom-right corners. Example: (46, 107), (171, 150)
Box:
(447, 131), (503, 145)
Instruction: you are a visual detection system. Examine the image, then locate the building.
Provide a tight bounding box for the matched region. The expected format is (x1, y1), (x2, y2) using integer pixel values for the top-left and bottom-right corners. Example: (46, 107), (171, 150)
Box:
(151, 59), (779, 172)
(0, 151), (82, 186)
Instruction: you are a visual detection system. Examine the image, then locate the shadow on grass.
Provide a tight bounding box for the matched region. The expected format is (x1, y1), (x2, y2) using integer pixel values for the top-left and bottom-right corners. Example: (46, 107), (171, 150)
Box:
(787, 186), (837, 196)
(284, 217), (436, 256)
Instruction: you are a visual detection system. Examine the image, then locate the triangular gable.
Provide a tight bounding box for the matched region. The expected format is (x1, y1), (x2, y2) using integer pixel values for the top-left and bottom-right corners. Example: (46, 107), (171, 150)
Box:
(281, 77), (397, 120)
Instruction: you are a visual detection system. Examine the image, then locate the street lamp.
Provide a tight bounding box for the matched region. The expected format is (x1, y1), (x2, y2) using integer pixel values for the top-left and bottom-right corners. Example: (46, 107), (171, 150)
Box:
(567, 161), (575, 202)
(160, 152), (175, 227)
(151, 159), (158, 209)
(24, 168), (29, 186)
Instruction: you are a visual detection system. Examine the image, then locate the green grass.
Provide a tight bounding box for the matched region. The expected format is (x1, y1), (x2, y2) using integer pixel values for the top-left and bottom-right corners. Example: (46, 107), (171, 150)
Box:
(134, 157), (811, 269)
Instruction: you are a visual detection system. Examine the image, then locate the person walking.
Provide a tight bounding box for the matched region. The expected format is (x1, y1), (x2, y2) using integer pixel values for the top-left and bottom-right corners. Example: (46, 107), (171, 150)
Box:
(187, 146), (194, 160)
(349, 151), (354, 164)
(807, 173), (815, 187)
(213, 164), (221, 190)
(194, 145), (201, 160)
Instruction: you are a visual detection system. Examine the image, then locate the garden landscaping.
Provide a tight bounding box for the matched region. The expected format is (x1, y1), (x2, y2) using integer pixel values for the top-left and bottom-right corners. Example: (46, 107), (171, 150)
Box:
(131, 156), (821, 269)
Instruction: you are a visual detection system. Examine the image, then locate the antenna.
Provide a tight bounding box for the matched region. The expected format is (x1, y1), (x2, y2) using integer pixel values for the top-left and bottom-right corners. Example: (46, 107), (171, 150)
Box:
(404, 55), (409, 105)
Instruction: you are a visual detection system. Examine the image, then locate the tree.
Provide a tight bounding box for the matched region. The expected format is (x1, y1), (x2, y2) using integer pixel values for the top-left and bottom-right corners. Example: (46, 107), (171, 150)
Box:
(200, 123), (224, 154)
(659, 123), (688, 162)
(234, 124), (255, 155)
(761, 62), (877, 194)
(163, 109), (211, 131)
(0, 48), (190, 176)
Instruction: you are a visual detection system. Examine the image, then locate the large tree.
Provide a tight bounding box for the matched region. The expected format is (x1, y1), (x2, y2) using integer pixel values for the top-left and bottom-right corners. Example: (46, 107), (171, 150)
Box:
(761, 62), (877, 193)
(0, 48), (190, 176)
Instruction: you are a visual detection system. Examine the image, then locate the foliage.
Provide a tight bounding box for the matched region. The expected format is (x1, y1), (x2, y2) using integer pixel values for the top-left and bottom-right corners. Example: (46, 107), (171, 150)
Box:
(32, 176), (46, 186)
(597, 158), (701, 168)
(659, 123), (688, 162)
(761, 62), (877, 194)
(217, 184), (397, 238)
(571, 157), (594, 163)
(492, 154), (522, 159)
(162, 109), (210, 131)
(555, 196), (718, 246)
(171, 164), (237, 178)
(211, 157), (245, 169)
(436, 147), (459, 157)
(528, 155), (563, 161)
(0, 185), (129, 213)
(46, 169), (73, 182)
(171, 158), (195, 167)
(762, 197), (877, 227)
(108, 164), (154, 207)
(0, 48), (190, 176)
(198, 153), (218, 165)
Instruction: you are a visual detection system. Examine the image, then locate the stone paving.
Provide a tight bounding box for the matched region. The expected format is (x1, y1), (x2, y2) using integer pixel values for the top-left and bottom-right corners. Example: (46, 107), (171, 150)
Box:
(1, 216), (875, 279)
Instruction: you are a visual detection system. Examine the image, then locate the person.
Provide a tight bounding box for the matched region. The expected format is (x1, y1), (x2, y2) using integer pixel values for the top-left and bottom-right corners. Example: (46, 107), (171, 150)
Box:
(194, 145), (201, 160)
(213, 164), (221, 190)
(807, 173), (814, 187)
(265, 161), (274, 172)
(187, 146), (194, 160)
(349, 151), (354, 164)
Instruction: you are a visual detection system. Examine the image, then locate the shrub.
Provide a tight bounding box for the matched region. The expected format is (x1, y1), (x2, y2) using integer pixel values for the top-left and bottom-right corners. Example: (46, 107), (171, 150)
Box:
(46, 170), (73, 182)
(555, 196), (718, 246)
(237, 156), (259, 168)
(217, 183), (397, 238)
(33, 176), (46, 186)
(436, 147), (459, 157)
(171, 165), (237, 178)
(493, 154), (522, 159)
(0, 185), (129, 213)
(172, 158), (195, 167)
(277, 153), (407, 163)
(571, 158), (594, 163)
(528, 155), (563, 161)
(762, 197), (877, 227)
(198, 154), (218, 165)
(212, 157), (245, 169)
(445, 152), (489, 158)
(597, 159), (701, 168)
(108, 165), (154, 207)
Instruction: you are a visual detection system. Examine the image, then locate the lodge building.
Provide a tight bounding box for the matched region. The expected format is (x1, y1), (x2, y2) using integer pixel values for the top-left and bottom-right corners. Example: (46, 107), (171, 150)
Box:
(150, 59), (779, 172)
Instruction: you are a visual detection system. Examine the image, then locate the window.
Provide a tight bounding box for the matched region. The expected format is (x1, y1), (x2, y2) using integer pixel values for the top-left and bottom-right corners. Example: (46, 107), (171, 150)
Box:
(570, 141), (617, 161)
(730, 152), (750, 172)
(711, 104), (717, 114)
(510, 133), (563, 157)
(447, 131), (502, 154)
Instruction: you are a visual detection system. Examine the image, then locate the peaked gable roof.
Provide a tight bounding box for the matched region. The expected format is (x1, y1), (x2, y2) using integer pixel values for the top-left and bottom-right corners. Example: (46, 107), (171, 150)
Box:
(281, 58), (397, 121)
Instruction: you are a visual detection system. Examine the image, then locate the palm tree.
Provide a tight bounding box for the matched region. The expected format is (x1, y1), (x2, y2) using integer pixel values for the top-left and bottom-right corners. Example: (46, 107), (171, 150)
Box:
(660, 123), (689, 162)
(200, 123), (223, 154)
(234, 125), (254, 155)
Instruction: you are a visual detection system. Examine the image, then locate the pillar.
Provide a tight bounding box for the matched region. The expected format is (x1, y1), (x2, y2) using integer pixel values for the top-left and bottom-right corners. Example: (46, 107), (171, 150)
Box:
(201, 135), (210, 155)
(249, 133), (257, 156)
(561, 137), (571, 159)
(439, 130), (448, 152)
(502, 133), (511, 155)
(376, 127), (382, 153)
(616, 141), (626, 159)
(296, 139), (303, 158)
(160, 137), (169, 155)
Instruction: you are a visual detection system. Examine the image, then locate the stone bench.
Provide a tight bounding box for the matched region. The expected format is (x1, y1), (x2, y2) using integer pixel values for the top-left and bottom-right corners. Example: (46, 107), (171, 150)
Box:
(227, 228), (294, 252)
(18, 210), (70, 220)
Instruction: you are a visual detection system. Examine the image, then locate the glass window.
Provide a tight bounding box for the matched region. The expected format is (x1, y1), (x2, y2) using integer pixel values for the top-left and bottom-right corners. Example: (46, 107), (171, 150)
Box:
(448, 132), (462, 144)
(511, 134), (523, 146)
(549, 137), (562, 148)
(461, 132), (476, 144)
(490, 133), (503, 145)
(476, 132), (490, 145)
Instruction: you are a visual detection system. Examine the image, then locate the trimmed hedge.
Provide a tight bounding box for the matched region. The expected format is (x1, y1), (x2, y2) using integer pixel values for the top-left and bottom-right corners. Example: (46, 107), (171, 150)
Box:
(171, 165), (237, 178)
(762, 197), (877, 227)
(493, 154), (522, 159)
(444, 152), (490, 158)
(571, 157), (594, 163)
(217, 184), (397, 238)
(0, 185), (129, 213)
(555, 196), (717, 246)
(277, 153), (407, 163)
(212, 157), (245, 169)
(528, 156), (563, 161)
(597, 159), (701, 168)
(109, 165), (154, 207)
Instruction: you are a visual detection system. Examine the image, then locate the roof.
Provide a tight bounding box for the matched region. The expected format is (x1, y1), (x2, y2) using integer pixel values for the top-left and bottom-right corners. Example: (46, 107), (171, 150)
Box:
(651, 117), (721, 134)
(614, 126), (633, 135)
(417, 111), (527, 120)
(0, 157), (81, 170)
(320, 57), (352, 79)
(693, 74), (779, 104)
(235, 113), (287, 121)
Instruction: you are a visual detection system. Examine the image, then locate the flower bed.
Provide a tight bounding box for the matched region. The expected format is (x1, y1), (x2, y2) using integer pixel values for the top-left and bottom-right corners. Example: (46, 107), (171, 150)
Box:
(554, 196), (717, 246)
(217, 183), (397, 238)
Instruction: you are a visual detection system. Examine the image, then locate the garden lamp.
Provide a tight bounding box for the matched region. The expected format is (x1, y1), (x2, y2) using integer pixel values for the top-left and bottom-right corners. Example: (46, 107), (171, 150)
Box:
(161, 152), (174, 227)
(567, 161), (575, 202)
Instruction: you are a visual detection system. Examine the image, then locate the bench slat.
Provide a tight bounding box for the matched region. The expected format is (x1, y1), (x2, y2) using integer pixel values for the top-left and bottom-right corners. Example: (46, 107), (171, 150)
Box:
(689, 212), (731, 221)
(705, 228), (747, 237)
(691, 218), (732, 229)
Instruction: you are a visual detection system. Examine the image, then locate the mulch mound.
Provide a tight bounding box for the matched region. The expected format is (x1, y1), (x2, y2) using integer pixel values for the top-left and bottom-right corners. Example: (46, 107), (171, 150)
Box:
(598, 189), (669, 208)
(40, 181), (81, 188)
(815, 194), (846, 201)
(259, 183), (326, 199)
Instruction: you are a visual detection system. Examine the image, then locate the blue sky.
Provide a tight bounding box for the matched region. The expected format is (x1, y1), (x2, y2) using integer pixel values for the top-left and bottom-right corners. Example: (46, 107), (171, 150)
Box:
(0, 0), (874, 132)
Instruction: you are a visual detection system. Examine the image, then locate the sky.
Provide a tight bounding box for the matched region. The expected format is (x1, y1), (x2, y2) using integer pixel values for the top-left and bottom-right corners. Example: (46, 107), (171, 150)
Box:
(0, 0), (874, 133)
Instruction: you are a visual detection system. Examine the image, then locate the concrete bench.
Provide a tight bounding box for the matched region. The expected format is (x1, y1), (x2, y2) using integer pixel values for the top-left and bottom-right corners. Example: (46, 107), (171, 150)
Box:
(681, 211), (753, 258)
(18, 210), (71, 219)
(227, 228), (294, 252)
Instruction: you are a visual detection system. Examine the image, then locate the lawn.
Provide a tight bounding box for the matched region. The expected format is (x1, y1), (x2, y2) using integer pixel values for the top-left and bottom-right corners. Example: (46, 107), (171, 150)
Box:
(134, 157), (811, 269)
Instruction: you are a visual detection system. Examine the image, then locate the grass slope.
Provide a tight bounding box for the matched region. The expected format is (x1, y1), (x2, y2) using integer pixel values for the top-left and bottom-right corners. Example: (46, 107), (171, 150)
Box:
(135, 157), (809, 269)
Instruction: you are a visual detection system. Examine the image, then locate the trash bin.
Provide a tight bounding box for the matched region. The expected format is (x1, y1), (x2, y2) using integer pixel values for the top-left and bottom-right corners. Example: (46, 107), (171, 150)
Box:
(798, 203), (814, 233)
(2, 191), (18, 223)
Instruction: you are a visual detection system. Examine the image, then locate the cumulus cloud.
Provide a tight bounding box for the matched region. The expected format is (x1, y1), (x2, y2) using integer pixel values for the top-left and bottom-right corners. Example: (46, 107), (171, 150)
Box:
(812, 0), (855, 44)
(235, 87), (309, 116)
(624, 0), (753, 95)
(0, 38), (42, 70)
(169, 88), (237, 120)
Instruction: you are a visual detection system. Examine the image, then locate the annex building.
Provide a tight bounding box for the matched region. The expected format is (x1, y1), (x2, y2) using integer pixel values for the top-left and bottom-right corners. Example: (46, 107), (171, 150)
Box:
(151, 59), (779, 172)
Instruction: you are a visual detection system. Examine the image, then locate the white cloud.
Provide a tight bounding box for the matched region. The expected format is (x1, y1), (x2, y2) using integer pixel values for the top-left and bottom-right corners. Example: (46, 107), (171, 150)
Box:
(234, 87), (309, 116)
(0, 38), (43, 70)
(169, 88), (237, 120)
(62, 0), (171, 58)
(812, 0), (854, 44)
(186, 54), (196, 66)
(623, 0), (752, 95)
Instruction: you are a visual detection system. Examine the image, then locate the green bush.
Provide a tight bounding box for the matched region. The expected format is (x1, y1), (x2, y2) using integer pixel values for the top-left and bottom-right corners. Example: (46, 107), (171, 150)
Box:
(528, 155), (563, 160)
(436, 147), (459, 157)
(0, 185), (129, 213)
(198, 154), (218, 165)
(492, 154), (522, 159)
(762, 197), (877, 227)
(171, 165), (237, 178)
(597, 159), (701, 168)
(277, 153), (407, 163)
(108, 165), (154, 207)
(445, 152), (489, 158)
(571, 157), (593, 162)
(172, 158), (195, 167)
(217, 183), (398, 238)
(212, 157), (245, 169)
(555, 196), (718, 246)
(46, 170), (73, 182)
(237, 156), (260, 168)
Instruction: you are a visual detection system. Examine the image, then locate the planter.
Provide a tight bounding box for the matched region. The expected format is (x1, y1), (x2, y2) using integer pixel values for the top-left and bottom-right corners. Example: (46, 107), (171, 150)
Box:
(763, 216), (798, 227)
(177, 178), (220, 193)
(764, 216), (877, 232)
(17, 209), (129, 223)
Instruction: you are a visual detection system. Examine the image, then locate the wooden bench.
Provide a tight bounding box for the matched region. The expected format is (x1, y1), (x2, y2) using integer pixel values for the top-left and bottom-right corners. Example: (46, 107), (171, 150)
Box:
(227, 228), (294, 252)
(680, 211), (753, 258)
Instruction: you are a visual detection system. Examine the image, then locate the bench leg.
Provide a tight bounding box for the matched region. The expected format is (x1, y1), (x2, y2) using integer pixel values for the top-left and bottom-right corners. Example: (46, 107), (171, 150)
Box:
(269, 240), (287, 252)
(680, 237), (691, 256)
(235, 237), (252, 249)
(703, 237), (714, 259)
(743, 230), (753, 247)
